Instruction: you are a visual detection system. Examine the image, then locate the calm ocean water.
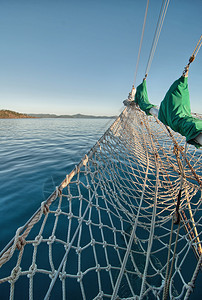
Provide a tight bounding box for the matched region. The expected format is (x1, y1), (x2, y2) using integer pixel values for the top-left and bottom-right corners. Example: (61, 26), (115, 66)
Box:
(0, 118), (201, 299)
(0, 118), (113, 250)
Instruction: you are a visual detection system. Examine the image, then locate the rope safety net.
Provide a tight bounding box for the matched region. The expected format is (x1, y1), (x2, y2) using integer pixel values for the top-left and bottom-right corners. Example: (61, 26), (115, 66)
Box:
(0, 106), (201, 299)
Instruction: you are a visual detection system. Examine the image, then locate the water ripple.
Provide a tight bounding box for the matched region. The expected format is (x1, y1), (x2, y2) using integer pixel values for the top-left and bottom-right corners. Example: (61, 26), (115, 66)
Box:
(0, 118), (113, 249)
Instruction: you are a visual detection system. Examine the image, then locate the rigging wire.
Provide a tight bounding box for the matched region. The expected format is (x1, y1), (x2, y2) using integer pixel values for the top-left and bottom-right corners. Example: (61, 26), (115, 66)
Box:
(144, 0), (170, 78)
(133, 0), (170, 87)
(133, 0), (150, 86)
(192, 34), (202, 57)
(183, 34), (202, 76)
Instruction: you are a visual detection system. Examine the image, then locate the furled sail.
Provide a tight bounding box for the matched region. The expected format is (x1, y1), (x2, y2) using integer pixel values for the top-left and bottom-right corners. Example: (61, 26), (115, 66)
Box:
(158, 76), (202, 148)
(134, 79), (155, 115)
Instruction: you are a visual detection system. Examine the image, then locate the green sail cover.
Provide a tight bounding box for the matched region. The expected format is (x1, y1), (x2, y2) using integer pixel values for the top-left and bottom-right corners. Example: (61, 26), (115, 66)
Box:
(135, 79), (155, 115)
(158, 76), (202, 148)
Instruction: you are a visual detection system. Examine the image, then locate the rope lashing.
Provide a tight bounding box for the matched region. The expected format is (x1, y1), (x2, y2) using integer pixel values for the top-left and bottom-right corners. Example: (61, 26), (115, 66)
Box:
(16, 237), (26, 251)
(41, 201), (49, 215)
(173, 189), (181, 225)
(183, 34), (202, 76)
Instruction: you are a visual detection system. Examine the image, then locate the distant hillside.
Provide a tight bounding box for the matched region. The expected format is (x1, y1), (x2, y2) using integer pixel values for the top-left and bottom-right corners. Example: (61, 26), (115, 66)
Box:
(0, 110), (35, 119)
(0, 110), (116, 119)
(28, 113), (116, 119)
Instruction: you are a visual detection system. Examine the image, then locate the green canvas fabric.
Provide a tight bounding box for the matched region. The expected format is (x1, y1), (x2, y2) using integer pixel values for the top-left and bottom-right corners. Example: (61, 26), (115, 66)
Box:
(134, 79), (155, 115)
(158, 76), (202, 148)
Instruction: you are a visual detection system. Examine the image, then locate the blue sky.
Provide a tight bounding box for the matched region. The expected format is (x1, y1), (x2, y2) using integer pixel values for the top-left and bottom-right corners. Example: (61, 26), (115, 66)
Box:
(0, 0), (201, 116)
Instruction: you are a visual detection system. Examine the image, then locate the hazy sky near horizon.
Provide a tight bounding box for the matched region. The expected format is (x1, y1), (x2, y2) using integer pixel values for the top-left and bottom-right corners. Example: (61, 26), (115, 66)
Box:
(0, 0), (201, 116)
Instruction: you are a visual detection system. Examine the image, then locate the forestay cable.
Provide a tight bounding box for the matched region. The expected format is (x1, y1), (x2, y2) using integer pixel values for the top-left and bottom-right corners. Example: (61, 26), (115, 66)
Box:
(133, 0), (150, 85)
(145, 0), (170, 77)
(183, 34), (202, 76)
(192, 34), (202, 57)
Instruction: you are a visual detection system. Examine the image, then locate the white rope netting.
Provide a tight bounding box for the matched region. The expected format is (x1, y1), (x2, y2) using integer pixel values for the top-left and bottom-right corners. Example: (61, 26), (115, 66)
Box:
(0, 106), (201, 299)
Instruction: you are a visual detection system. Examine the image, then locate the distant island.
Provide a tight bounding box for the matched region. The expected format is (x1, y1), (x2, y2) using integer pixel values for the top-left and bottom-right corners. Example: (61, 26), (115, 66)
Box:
(0, 110), (35, 119)
(0, 110), (116, 119)
(28, 113), (116, 119)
